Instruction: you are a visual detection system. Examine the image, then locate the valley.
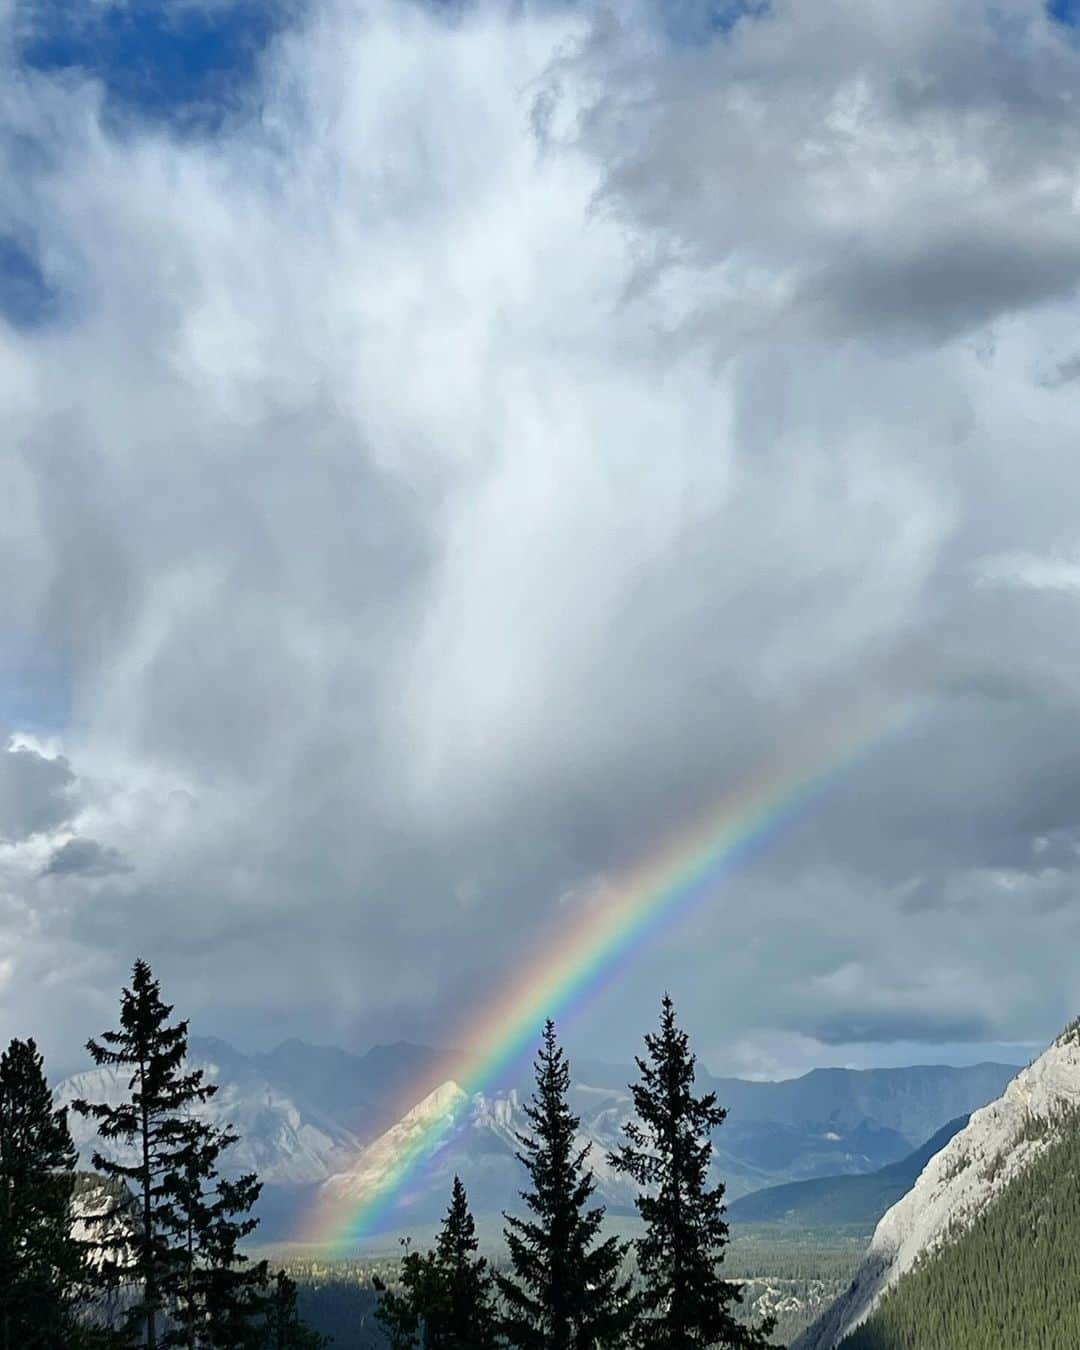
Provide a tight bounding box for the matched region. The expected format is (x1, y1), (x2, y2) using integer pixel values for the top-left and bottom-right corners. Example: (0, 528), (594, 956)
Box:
(277, 1228), (868, 1349)
(65, 1021), (1080, 1348)
(59, 1033), (1025, 1347)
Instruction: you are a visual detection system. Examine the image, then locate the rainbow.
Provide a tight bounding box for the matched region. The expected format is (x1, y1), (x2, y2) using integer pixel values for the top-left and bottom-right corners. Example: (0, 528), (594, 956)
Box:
(303, 688), (912, 1251)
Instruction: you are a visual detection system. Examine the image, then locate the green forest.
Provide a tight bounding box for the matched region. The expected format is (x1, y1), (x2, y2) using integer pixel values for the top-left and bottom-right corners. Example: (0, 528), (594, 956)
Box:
(281, 1230), (864, 1348)
(841, 1111), (1080, 1350)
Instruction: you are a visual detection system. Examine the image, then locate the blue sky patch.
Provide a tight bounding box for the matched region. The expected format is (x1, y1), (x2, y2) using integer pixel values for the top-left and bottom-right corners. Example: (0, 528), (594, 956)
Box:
(655, 0), (770, 45)
(0, 653), (72, 736)
(17, 0), (300, 130)
(0, 236), (60, 328)
(1049, 0), (1080, 24)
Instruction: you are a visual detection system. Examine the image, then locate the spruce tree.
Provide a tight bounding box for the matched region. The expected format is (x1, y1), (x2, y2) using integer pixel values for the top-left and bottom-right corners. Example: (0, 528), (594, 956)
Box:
(373, 1245), (424, 1350)
(431, 1176), (498, 1349)
(259, 1271), (326, 1350)
(72, 959), (218, 1349)
(498, 1020), (636, 1350)
(162, 1115), (267, 1348)
(0, 1037), (85, 1350)
(609, 995), (774, 1349)
(376, 1176), (498, 1350)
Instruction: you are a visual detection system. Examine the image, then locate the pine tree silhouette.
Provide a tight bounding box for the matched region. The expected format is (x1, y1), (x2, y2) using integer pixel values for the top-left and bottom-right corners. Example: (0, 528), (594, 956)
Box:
(72, 959), (220, 1348)
(609, 995), (774, 1349)
(0, 1037), (85, 1350)
(498, 1020), (637, 1349)
(259, 1271), (327, 1350)
(373, 1242), (424, 1350)
(375, 1176), (498, 1350)
(432, 1176), (498, 1349)
(161, 1114), (267, 1348)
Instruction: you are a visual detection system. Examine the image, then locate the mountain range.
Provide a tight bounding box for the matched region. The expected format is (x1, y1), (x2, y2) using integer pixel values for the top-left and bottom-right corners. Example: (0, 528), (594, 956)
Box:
(726, 1114), (970, 1231)
(55, 1036), (1019, 1247)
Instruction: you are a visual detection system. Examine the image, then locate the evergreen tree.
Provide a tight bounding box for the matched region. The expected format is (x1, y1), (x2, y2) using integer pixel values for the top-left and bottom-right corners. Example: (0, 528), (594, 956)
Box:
(162, 1115), (267, 1348)
(376, 1177), (498, 1350)
(72, 959), (217, 1348)
(609, 995), (774, 1349)
(498, 1020), (637, 1350)
(373, 1244), (424, 1350)
(259, 1271), (326, 1350)
(431, 1176), (498, 1349)
(0, 1037), (85, 1350)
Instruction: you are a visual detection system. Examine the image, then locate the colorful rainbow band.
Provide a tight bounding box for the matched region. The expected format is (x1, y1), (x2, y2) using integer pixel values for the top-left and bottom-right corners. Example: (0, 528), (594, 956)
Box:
(303, 687), (913, 1250)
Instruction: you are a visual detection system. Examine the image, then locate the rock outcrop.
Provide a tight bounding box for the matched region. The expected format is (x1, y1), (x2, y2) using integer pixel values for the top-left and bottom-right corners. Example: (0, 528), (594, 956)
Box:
(795, 1025), (1080, 1349)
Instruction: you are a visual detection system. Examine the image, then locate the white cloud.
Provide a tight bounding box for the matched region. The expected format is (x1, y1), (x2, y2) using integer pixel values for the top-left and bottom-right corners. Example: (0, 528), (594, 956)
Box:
(975, 552), (1080, 594)
(3, 0), (1080, 1066)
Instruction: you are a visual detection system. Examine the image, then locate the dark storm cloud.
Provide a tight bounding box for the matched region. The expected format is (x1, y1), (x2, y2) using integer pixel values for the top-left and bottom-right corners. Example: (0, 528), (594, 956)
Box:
(813, 1009), (994, 1047)
(3, 0), (1080, 1075)
(42, 837), (132, 879)
(802, 230), (1080, 345)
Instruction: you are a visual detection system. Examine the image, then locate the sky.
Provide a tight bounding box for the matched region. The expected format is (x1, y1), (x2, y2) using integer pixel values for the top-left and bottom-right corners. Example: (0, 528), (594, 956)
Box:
(3, 0), (1080, 1082)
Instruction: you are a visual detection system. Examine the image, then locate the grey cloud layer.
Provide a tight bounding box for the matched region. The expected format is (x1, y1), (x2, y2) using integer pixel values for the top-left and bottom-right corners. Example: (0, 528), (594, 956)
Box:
(0, 739), (74, 841)
(2, 0), (1080, 1073)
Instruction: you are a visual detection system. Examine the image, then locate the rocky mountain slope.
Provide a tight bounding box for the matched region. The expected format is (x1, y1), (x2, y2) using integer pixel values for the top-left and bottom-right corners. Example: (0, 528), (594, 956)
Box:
(250, 1039), (450, 1141)
(316, 1080), (640, 1231)
(839, 1109), (1080, 1349)
(56, 1037), (362, 1185)
(319, 1081), (470, 1213)
(794, 1024), (1080, 1349)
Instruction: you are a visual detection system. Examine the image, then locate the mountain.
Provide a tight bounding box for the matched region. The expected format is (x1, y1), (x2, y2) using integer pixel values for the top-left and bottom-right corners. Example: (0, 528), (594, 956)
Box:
(310, 1065), (1013, 1239)
(315, 1081), (640, 1233)
(56, 1037), (362, 1186)
(318, 1082), (471, 1216)
(251, 1039), (449, 1140)
(321, 1082), (470, 1200)
(794, 1023), (1080, 1350)
(576, 1060), (1016, 1198)
(839, 1114), (1080, 1349)
(54, 1034), (1020, 1246)
(705, 1062), (1015, 1144)
(556, 1060), (1014, 1150)
(727, 1116), (969, 1230)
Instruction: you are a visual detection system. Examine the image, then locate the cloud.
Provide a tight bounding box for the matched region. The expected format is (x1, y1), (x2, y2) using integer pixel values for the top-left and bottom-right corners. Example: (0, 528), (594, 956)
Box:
(975, 552), (1080, 594)
(3, 0), (1080, 1074)
(813, 1009), (994, 1048)
(41, 837), (132, 878)
(0, 737), (75, 842)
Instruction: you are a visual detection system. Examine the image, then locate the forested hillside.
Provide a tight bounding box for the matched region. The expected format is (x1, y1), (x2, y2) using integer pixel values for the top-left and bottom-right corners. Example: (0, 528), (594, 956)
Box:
(840, 1111), (1080, 1349)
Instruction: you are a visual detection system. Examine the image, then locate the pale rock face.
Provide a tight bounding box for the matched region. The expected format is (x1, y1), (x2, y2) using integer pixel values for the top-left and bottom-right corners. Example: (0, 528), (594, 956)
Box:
(71, 1178), (132, 1267)
(795, 1030), (1080, 1350)
(317, 1079), (642, 1214)
(319, 1080), (470, 1202)
(471, 1088), (520, 1137)
(56, 1051), (361, 1186)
